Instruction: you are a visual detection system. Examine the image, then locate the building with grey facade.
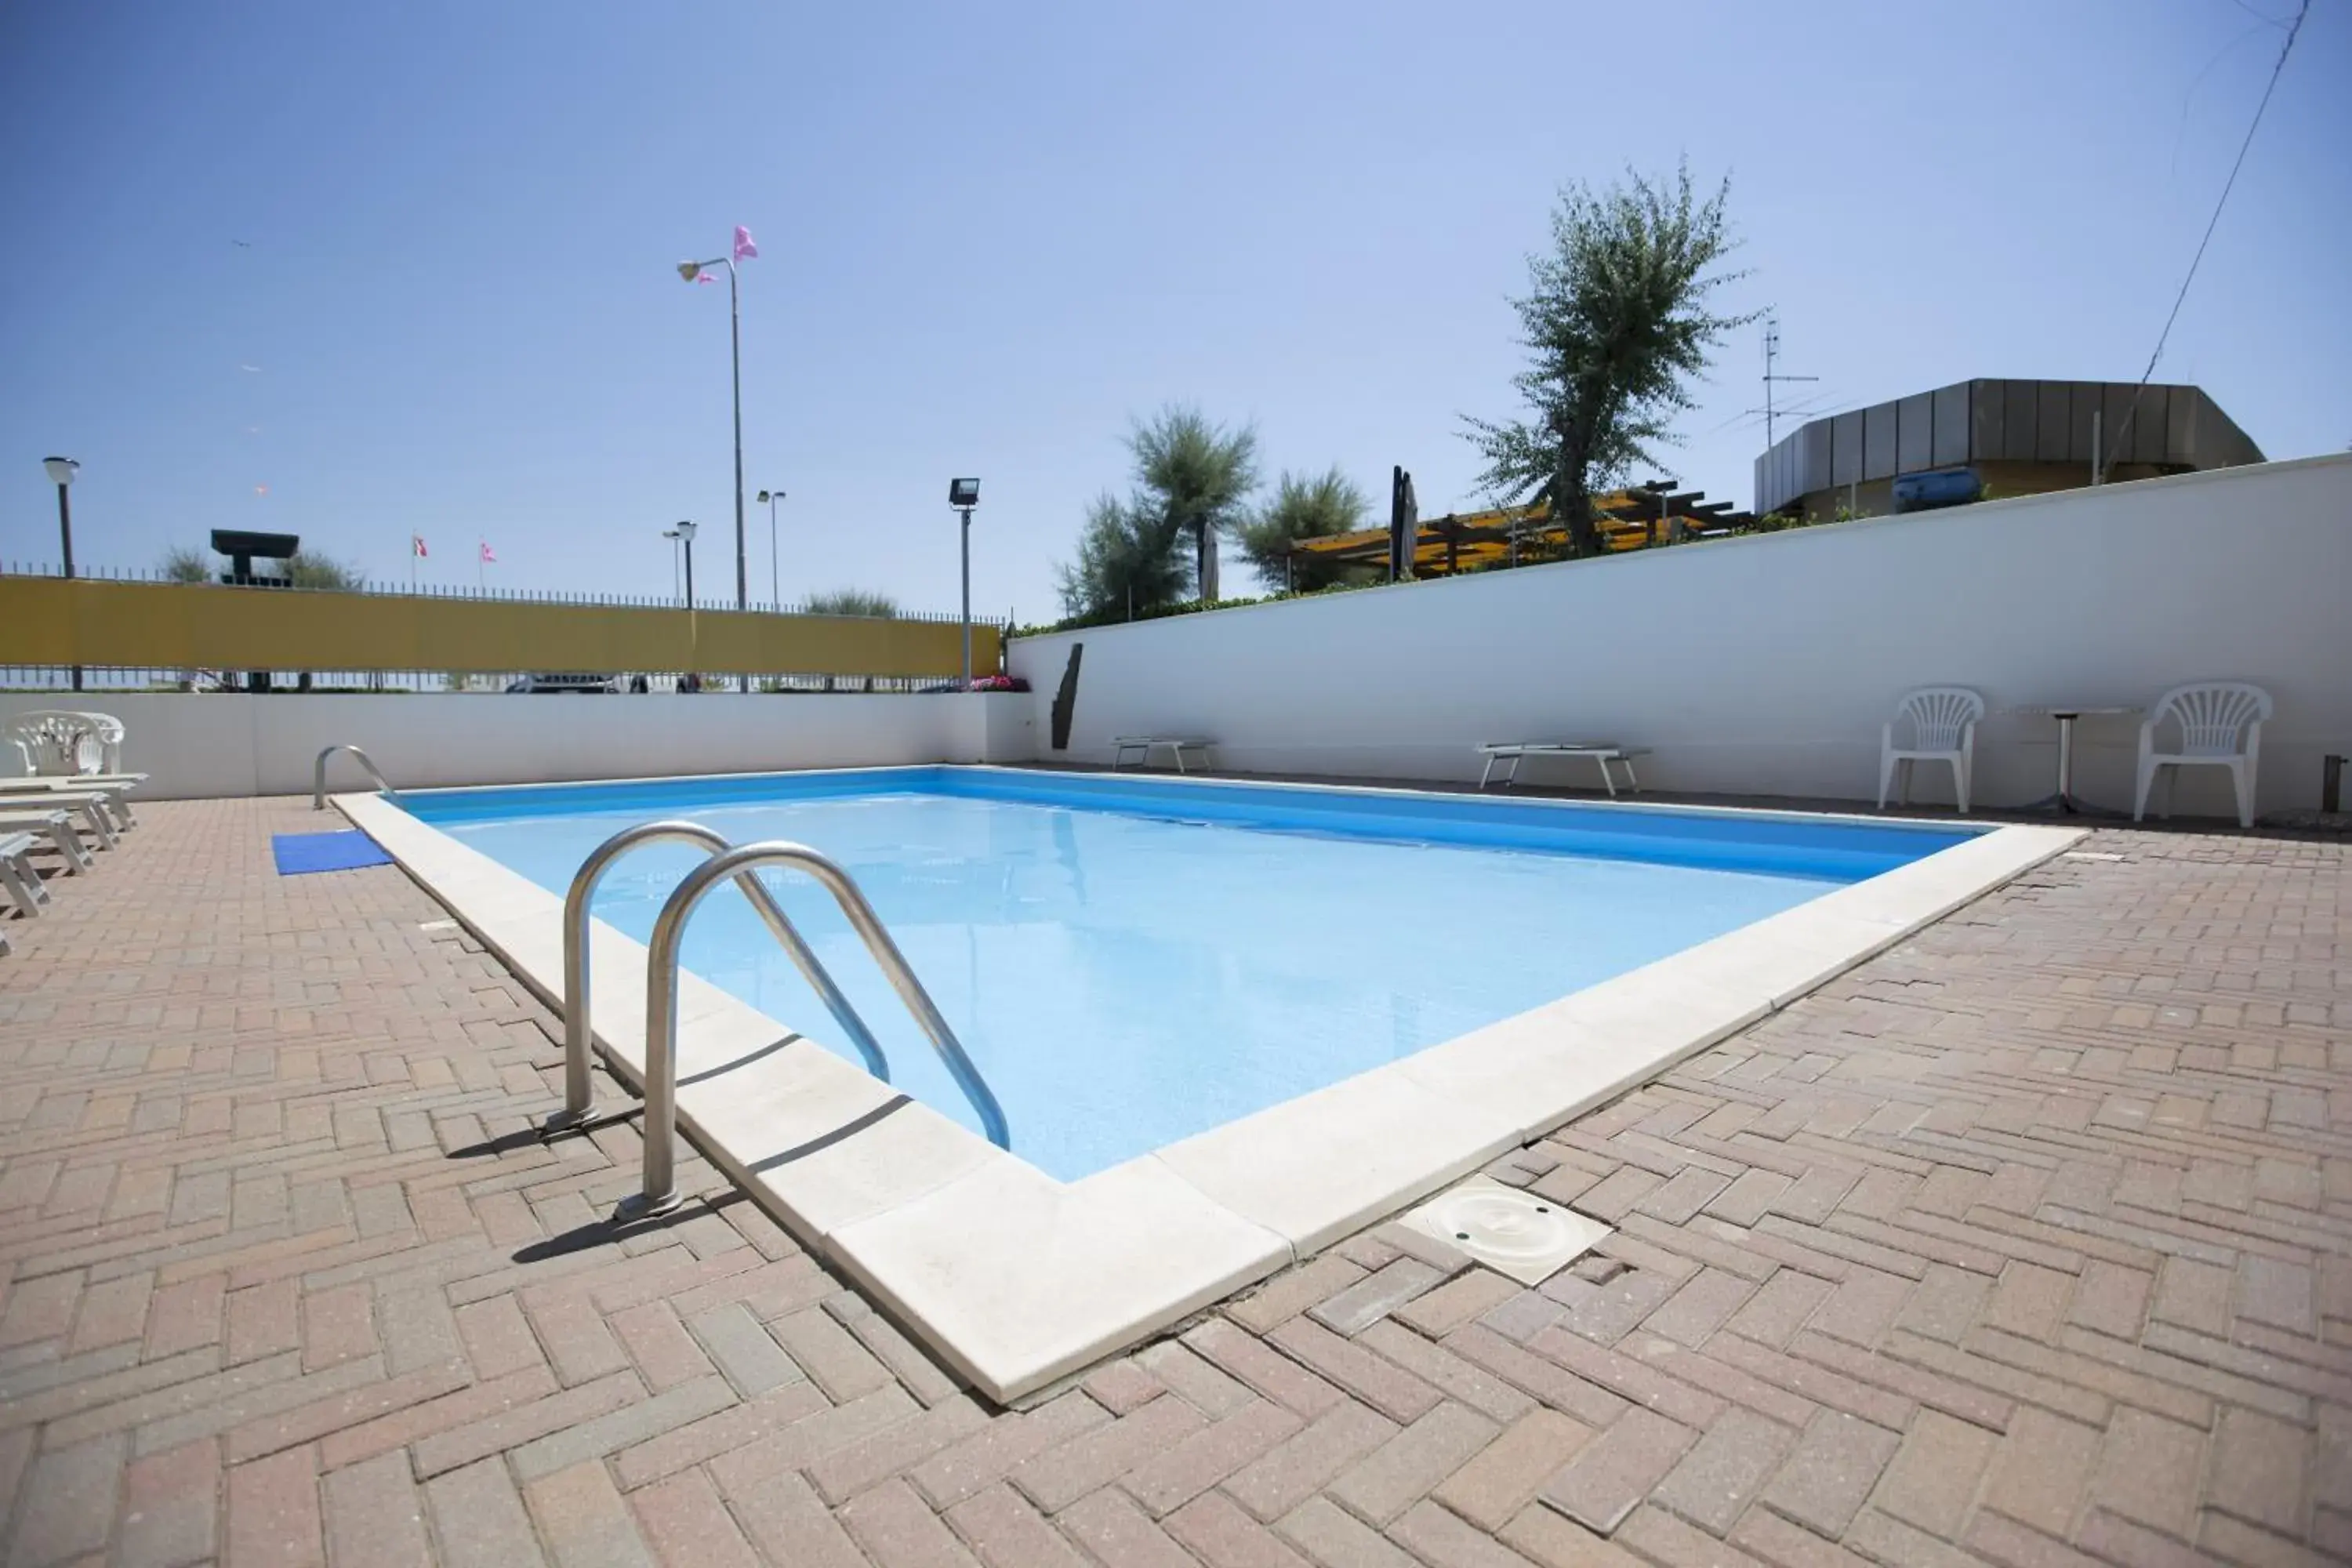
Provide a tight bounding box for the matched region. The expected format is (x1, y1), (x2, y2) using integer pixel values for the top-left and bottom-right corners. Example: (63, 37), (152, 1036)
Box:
(1752, 379), (2263, 521)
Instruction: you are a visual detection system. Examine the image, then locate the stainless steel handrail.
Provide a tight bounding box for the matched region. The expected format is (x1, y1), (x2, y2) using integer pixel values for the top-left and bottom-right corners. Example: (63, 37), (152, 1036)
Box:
(548, 822), (891, 1133)
(625, 840), (1010, 1217)
(313, 745), (401, 808)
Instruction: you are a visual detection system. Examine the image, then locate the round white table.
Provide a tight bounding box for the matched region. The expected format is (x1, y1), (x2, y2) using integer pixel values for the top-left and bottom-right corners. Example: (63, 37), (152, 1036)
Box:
(2011, 706), (2141, 815)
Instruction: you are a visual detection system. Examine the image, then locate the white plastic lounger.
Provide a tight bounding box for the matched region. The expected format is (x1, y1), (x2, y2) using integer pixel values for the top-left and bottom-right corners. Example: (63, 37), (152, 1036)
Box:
(10, 791), (121, 851)
(0, 809), (93, 873)
(0, 832), (47, 919)
(1111, 737), (1214, 773)
(1477, 742), (1649, 797)
(0, 777), (143, 832)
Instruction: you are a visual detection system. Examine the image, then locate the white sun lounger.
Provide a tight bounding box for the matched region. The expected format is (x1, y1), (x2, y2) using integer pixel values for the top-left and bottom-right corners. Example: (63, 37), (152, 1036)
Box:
(1476, 742), (1650, 797)
(0, 809), (93, 873)
(0, 776), (143, 833)
(5, 791), (122, 851)
(1110, 737), (1214, 774)
(0, 832), (47, 919)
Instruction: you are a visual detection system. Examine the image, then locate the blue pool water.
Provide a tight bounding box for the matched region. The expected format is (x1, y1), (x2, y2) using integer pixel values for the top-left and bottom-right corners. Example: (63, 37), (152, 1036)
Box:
(405, 768), (1973, 1180)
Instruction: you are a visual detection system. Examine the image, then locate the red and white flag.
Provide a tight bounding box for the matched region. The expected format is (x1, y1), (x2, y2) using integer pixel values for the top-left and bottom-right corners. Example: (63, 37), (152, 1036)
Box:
(732, 225), (758, 261)
(412, 535), (428, 558)
(479, 541), (497, 564)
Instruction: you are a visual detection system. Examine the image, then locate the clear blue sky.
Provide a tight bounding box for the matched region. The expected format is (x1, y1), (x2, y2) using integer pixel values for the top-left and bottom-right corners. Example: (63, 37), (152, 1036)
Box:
(3, 2), (2345, 623)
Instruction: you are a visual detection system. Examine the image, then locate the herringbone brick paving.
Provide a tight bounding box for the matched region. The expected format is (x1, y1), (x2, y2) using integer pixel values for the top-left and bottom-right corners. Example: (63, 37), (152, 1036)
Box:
(0, 797), (2344, 1566)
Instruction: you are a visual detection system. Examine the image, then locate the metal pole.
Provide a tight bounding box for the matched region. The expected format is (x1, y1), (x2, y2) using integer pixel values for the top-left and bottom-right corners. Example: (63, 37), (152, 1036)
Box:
(730, 260), (748, 690)
(684, 536), (695, 613)
(768, 493), (779, 609)
(56, 482), (81, 691)
(959, 506), (973, 689)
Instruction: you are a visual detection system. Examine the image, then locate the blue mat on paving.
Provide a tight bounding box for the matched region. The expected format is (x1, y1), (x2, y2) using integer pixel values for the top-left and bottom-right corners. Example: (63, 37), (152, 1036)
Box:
(271, 831), (394, 876)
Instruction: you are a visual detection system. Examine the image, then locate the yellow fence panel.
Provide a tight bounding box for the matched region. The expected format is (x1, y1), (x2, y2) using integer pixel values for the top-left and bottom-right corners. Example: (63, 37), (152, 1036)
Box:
(0, 577), (999, 680)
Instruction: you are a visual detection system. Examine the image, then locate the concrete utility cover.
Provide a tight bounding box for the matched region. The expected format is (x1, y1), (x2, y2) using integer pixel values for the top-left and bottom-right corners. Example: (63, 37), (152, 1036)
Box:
(1400, 1174), (1611, 1286)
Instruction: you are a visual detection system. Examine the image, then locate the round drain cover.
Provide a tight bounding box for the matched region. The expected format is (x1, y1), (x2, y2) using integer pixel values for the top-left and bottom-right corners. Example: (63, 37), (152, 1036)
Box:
(1425, 1186), (1581, 1272)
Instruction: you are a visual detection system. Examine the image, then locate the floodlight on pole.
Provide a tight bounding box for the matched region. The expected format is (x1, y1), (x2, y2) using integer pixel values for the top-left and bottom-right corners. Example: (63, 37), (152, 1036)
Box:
(757, 488), (784, 609)
(949, 479), (979, 690)
(673, 521), (698, 612)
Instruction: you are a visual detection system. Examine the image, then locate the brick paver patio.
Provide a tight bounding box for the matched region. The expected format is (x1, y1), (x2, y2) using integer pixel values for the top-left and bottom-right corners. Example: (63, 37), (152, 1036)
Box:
(0, 796), (2344, 1567)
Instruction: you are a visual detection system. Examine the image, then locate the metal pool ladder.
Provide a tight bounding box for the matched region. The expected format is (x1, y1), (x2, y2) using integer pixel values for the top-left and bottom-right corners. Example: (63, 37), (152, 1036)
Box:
(554, 830), (1010, 1218)
(548, 822), (891, 1134)
(313, 745), (401, 808)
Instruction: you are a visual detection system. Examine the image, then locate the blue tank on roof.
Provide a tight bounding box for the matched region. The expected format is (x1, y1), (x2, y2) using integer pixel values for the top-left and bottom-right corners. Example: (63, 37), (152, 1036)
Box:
(1892, 466), (1984, 514)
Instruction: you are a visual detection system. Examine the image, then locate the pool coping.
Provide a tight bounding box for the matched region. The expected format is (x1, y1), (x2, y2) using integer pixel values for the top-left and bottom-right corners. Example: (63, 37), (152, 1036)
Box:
(338, 771), (2082, 1404)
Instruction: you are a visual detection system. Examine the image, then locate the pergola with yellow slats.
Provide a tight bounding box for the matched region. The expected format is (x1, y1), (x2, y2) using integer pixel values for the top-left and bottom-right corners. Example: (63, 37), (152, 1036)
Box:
(1290, 486), (1753, 577)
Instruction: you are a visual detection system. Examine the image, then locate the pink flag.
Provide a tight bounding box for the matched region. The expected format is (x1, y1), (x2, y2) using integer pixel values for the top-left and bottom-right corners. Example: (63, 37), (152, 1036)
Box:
(479, 541), (496, 564)
(412, 535), (428, 559)
(732, 225), (758, 261)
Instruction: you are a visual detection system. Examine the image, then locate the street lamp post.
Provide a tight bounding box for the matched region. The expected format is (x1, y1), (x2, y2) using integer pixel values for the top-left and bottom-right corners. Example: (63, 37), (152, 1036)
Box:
(662, 527), (684, 604)
(757, 488), (784, 609)
(678, 230), (756, 688)
(949, 478), (979, 691)
(44, 457), (82, 691)
(673, 521), (698, 610)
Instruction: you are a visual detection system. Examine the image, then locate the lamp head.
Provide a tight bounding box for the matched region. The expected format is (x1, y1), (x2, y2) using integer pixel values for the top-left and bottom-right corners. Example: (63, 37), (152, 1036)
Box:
(674, 520), (698, 543)
(948, 477), (980, 509)
(43, 456), (78, 488)
(677, 261), (703, 283)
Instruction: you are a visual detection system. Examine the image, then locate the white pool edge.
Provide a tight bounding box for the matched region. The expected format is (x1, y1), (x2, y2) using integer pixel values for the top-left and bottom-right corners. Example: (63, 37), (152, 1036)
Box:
(338, 779), (2081, 1404)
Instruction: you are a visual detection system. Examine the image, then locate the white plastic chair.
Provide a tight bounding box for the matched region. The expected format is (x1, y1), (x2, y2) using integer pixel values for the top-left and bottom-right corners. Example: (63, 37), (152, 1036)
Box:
(1878, 688), (1984, 814)
(2134, 682), (2270, 829)
(77, 713), (125, 774)
(5, 711), (104, 777)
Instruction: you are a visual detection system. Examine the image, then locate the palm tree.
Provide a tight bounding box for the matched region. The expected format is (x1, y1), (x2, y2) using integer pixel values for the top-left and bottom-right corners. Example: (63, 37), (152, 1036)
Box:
(1128, 406), (1259, 601)
(1055, 494), (1189, 621)
(1055, 406), (1259, 619)
(1237, 467), (1371, 591)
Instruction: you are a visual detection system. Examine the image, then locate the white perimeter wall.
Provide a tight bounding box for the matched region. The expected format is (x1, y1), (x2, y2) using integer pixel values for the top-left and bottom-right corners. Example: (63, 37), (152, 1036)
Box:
(0, 691), (1035, 800)
(1007, 454), (2352, 817)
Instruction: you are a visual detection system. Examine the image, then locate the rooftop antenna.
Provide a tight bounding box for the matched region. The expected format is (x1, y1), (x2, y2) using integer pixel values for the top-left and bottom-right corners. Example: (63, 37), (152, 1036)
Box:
(1757, 313), (1818, 448)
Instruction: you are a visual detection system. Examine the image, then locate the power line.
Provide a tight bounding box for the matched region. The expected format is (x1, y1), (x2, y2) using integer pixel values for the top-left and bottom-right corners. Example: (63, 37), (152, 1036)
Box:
(2103, 0), (2307, 477)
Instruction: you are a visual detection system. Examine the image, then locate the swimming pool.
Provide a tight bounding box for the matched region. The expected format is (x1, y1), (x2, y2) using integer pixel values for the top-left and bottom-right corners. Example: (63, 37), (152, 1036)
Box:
(401, 768), (1973, 1180)
(351, 766), (2067, 1400)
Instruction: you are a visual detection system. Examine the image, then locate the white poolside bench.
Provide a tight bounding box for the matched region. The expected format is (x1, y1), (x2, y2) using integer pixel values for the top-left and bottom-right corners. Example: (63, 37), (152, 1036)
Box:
(1477, 742), (1650, 797)
(1110, 737), (1214, 774)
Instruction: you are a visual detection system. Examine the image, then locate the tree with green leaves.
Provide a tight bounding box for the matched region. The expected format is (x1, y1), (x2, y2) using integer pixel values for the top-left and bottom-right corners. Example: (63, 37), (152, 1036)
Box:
(803, 588), (899, 618)
(1237, 467), (1371, 591)
(1464, 162), (1754, 558)
(286, 550), (365, 591)
(1055, 405), (1259, 619)
(159, 546), (215, 583)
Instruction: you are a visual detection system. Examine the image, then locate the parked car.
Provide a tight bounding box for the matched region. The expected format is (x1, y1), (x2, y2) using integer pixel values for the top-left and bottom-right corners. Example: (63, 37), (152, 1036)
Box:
(504, 673), (618, 694)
